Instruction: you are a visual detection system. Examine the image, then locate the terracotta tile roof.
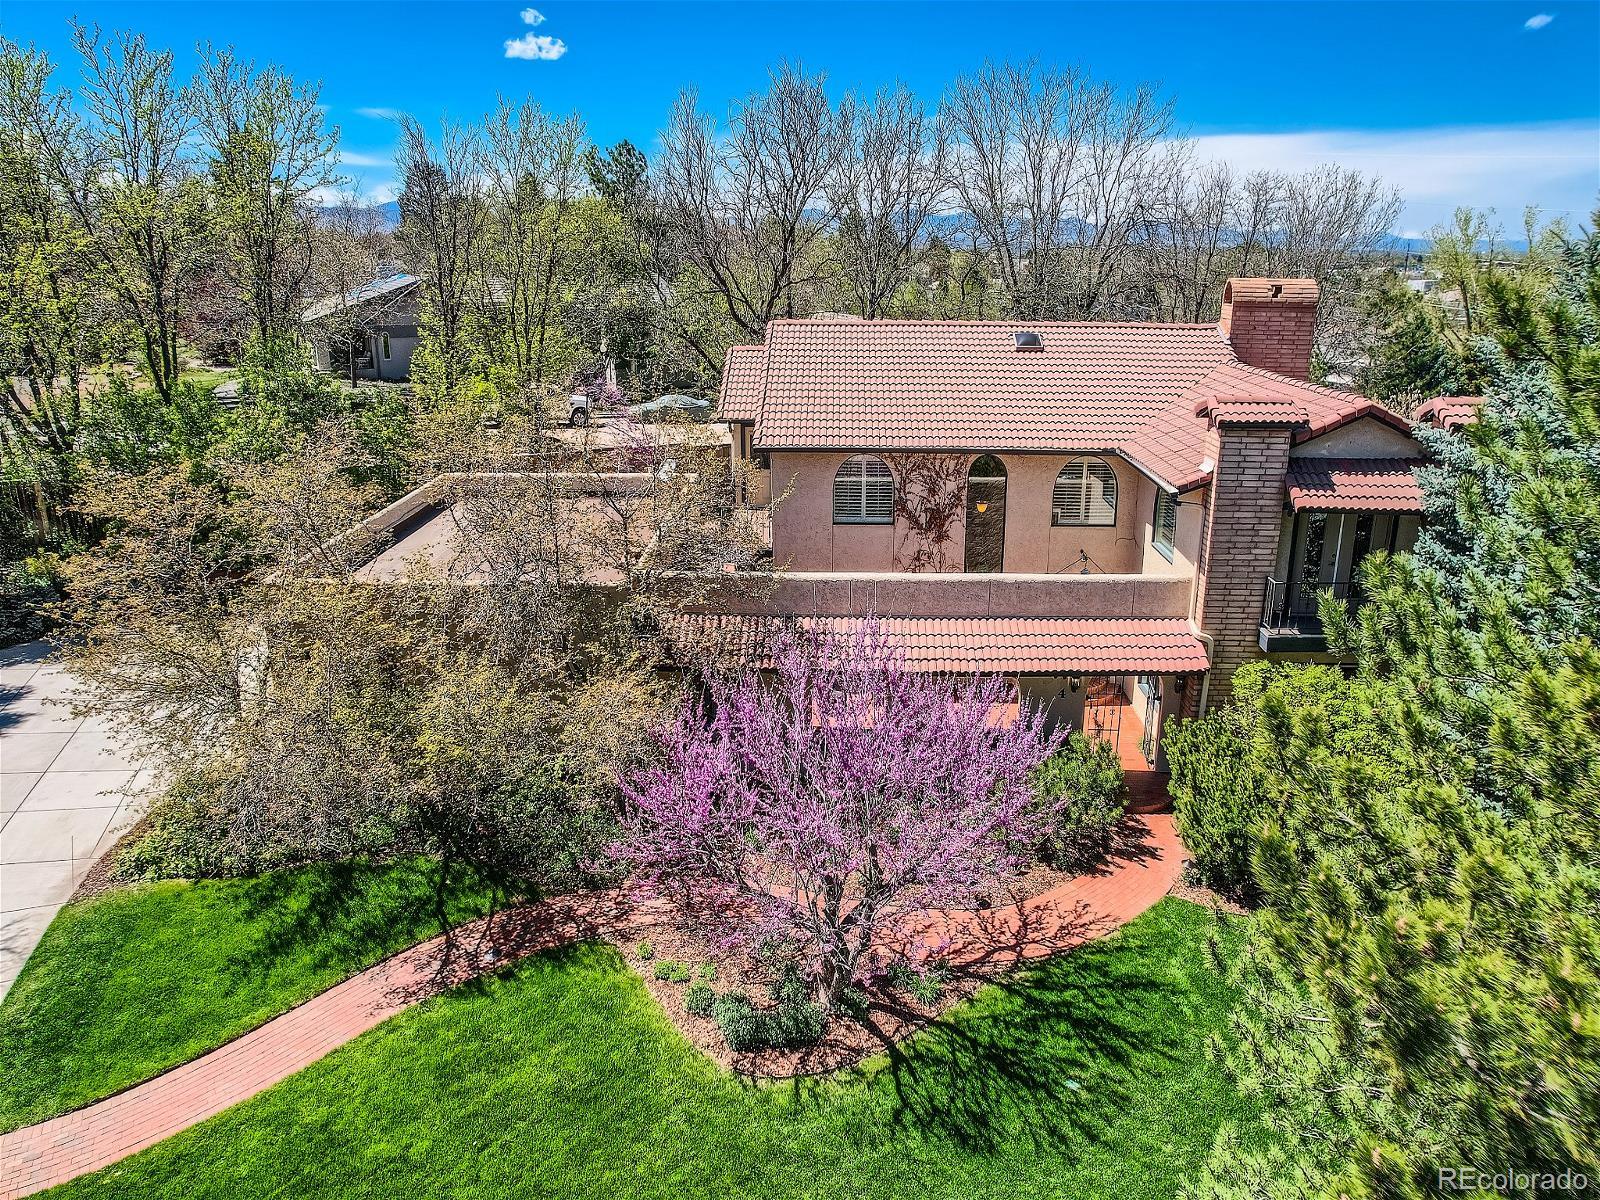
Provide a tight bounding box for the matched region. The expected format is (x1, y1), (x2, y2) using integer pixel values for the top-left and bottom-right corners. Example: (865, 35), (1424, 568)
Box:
(1197, 397), (1311, 426)
(1414, 395), (1482, 430)
(717, 344), (766, 423)
(730, 318), (1403, 492)
(1285, 458), (1424, 513)
(668, 614), (1211, 674)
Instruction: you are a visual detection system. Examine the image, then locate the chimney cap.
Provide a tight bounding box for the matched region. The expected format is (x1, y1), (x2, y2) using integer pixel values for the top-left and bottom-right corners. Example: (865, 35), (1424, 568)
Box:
(1222, 278), (1319, 306)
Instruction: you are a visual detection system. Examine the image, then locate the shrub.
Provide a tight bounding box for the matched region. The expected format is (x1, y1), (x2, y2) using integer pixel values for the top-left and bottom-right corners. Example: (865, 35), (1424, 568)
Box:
(836, 987), (870, 1020)
(695, 962), (716, 982)
(634, 940), (654, 961)
(1029, 732), (1128, 869)
(0, 559), (58, 649)
(1163, 713), (1264, 899)
(888, 961), (946, 1007)
(653, 959), (690, 983)
(710, 977), (828, 1052)
(684, 981), (716, 1017)
(1166, 661), (1405, 903)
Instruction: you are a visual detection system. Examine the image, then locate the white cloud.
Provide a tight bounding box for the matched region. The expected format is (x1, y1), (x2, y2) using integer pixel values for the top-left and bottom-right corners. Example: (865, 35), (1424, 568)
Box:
(520, 7), (545, 24)
(1183, 121), (1600, 231)
(505, 32), (567, 60)
(339, 151), (393, 168)
(356, 106), (402, 121)
(310, 182), (399, 208)
(1524, 12), (1555, 29)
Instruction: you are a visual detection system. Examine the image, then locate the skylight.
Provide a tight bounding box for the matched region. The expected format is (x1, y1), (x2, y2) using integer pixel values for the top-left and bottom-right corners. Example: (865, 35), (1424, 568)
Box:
(1014, 331), (1044, 351)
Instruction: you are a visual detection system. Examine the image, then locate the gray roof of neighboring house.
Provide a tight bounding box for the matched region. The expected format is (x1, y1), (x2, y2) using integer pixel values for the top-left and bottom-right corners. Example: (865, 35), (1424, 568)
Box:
(302, 273), (420, 323)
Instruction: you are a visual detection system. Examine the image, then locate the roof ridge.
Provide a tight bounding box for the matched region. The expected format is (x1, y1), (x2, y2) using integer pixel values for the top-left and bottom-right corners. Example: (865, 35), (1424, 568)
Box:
(764, 318), (1224, 330)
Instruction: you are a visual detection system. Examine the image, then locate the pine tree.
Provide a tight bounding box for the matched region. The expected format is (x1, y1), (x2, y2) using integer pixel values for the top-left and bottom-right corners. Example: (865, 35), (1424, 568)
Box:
(1353, 272), (1465, 412)
(1183, 219), (1600, 1200)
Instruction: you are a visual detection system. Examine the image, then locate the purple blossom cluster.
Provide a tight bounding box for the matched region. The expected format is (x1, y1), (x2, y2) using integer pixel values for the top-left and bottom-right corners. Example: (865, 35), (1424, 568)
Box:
(614, 618), (1063, 1002)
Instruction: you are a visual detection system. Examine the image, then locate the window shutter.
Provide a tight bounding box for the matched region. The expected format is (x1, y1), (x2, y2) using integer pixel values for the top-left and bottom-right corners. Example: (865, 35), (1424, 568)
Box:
(1052, 464), (1085, 525)
(832, 462), (858, 521)
(1154, 490), (1177, 558)
(1052, 458), (1117, 526)
(1085, 460), (1117, 524)
(833, 456), (894, 523)
(863, 457), (894, 521)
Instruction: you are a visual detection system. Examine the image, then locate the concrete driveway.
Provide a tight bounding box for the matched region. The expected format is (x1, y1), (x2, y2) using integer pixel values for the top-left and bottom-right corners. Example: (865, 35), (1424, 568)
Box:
(1, 641), (147, 999)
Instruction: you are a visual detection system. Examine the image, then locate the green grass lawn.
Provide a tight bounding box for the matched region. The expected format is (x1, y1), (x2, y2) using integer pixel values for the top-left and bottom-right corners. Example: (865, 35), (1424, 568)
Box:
(0, 858), (501, 1131)
(64, 899), (1258, 1200)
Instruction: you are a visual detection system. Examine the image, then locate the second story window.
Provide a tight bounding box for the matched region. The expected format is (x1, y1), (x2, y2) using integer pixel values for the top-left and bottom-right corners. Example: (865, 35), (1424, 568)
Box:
(833, 454), (895, 524)
(1052, 457), (1118, 526)
(1153, 490), (1177, 561)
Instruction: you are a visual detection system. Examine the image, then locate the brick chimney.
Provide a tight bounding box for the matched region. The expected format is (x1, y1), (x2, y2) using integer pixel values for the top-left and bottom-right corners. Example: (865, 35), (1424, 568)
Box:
(1191, 399), (1307, 708)
(1219, 278), (1319, 380)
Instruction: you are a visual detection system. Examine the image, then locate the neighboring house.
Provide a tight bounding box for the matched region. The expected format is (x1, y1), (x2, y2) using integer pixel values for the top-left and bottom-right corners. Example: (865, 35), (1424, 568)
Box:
(706, 277), (1431, 770)
(302, 273), (421, 383)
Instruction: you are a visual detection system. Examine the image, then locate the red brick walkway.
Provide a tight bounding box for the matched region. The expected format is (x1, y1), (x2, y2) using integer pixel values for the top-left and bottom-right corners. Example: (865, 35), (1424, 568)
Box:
(0, 814), (1184, 1199)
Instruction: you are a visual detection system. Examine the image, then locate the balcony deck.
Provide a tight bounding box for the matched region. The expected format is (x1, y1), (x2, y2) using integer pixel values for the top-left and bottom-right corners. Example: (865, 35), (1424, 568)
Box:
(1258, 576), (1352, 653)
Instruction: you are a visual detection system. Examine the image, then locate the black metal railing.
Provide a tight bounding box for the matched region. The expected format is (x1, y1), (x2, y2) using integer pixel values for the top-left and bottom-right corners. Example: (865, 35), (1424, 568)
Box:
(1260, 576), (1353, 635)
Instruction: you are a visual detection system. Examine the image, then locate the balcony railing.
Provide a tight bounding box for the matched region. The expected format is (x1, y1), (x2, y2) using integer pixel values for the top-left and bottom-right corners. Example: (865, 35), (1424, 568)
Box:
(1259, 576), (1353, 651)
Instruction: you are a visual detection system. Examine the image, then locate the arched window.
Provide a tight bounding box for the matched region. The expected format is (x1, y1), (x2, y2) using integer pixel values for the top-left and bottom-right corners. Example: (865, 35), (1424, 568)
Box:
(1052, 457), (1118, 526)
(833, 454), (895, 524)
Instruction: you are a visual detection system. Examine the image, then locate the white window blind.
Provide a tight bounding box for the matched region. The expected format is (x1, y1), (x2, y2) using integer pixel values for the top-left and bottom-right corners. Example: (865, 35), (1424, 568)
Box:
(1052, 458), (1118, 526)
(833, 455), (895, 523)
(1154, 490), (1177, 560)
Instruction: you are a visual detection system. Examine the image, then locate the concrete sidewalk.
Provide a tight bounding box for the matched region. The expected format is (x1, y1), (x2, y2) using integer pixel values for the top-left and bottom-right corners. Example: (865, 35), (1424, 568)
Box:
(1, 641), (147, 999)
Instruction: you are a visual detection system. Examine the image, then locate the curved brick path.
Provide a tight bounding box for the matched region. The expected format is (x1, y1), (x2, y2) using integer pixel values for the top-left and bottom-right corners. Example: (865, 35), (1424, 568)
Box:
(0, 813), (1184, 1199)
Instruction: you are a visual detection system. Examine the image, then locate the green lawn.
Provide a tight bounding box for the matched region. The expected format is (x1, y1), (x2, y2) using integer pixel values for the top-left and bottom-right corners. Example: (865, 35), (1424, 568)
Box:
(0, 858), (501, 1131)
(65, 899), (1259, 1200)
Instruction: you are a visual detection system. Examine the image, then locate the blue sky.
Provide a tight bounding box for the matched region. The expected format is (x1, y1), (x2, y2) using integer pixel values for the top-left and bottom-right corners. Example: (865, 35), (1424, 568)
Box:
(4, 0), (1597, 236)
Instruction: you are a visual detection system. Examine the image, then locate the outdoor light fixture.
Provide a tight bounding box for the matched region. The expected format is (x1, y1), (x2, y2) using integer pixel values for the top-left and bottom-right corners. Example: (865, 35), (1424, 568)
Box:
(1069, 675), (1083, 693)
(975, 500), (989, 513)
(1174, 676), (1188, 694)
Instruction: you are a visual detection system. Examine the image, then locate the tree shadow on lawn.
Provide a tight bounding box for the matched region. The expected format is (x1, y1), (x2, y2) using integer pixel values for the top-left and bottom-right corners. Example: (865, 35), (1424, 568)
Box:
(216, 857), (505, 990)
(785, 920), (1198, 1160)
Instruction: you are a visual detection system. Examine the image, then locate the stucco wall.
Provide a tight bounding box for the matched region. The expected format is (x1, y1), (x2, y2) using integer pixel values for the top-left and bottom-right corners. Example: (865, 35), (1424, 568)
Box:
(1290, 418), (1421, 459)
(1136, 481), (1208, 578)
(689, 571), (1194, 619)
(729, 424), (771, 507)
(1007, 453), (1144, 574)
(769, 449), (1153, 574)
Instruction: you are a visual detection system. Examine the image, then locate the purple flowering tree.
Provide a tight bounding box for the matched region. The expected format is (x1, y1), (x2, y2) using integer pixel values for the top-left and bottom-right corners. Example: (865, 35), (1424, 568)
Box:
(614, 619), (1063, 1004)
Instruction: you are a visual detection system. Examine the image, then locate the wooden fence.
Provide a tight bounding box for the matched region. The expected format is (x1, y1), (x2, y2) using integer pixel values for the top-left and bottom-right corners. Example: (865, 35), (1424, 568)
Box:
(0, 479), (95, 554)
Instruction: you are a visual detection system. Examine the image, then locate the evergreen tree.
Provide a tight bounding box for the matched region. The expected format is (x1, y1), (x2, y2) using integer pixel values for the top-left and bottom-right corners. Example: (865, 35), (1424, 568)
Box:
(1181, 220), (1600, 1200)
(1353, 272), (1464, 411)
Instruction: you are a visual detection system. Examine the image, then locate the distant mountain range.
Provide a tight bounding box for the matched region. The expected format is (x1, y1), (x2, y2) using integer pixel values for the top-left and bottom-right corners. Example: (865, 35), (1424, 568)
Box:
(337, 203), (1526, 256)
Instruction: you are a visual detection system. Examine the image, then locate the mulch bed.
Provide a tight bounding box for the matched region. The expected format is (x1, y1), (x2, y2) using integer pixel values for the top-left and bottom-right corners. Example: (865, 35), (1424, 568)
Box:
(620, 913), (987, 1077)
(616, 832), (1236, 1076)
(1167, 875), (1252, 916)
(66, 817), (147, 904)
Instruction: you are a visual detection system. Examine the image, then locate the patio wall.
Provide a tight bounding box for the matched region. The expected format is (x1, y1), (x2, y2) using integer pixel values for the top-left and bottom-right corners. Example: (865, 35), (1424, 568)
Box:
(688, 570), (1194, 619)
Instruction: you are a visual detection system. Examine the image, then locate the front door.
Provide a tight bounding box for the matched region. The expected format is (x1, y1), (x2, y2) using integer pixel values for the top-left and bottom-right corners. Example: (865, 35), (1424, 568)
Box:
(1138, 675), (1162, 767)
(964, 455), (1007, 573)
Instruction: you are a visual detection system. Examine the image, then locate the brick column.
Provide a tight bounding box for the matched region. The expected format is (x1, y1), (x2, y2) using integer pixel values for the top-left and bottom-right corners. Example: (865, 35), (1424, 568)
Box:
(1193, 412), (1297, 708)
